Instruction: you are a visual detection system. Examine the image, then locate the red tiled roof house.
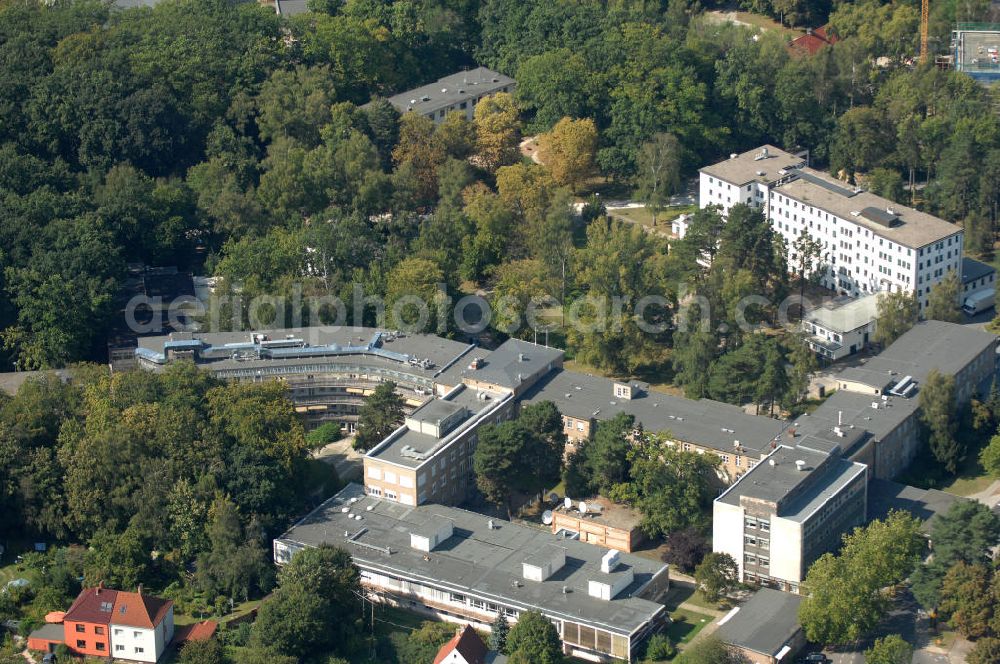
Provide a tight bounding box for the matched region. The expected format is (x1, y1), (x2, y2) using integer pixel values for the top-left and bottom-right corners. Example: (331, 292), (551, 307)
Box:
(433, 625), (488, 664)
(109, 589), (174, 662)
(62, 586), (117, 658)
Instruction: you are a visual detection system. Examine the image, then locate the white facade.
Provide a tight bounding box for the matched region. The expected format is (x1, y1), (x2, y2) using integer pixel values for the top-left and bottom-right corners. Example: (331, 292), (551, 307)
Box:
(712, 500), (745, 576)
(110, 610), (173, 663)
(802, 295), (879, 361)
(699, 147), (964, 309)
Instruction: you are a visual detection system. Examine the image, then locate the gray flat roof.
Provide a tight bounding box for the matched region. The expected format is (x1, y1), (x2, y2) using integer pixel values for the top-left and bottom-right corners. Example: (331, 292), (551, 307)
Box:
(385, 67), (514, 116)
(962, 257), (996, 285)
(717, 445), (867, 521)
(28, 623), (65, 642)
(699, 145), (805, 187)
(866, 479), (961, 534)
(836, 320), (997, 389)
(275, 0), (308, 15)
(794, 389), (917, 445)
(805, 295), (879, 334)
(276, 484), (668, 635)
(774, 169), (961, 248)
(410, 398), (466, 425)
(716, 588), (802, 656)
(458, 339), (564, 391)
(367, 385), (509, 468)
(522, 370), (787, 455)
(137, 327), (477, 379)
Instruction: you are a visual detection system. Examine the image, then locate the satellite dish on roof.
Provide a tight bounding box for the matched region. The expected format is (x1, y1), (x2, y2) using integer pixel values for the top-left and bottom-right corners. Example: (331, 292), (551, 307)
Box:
(542, 510), (554, 525)
(579, 501), (588, 514)
(564, 496), (573, 510)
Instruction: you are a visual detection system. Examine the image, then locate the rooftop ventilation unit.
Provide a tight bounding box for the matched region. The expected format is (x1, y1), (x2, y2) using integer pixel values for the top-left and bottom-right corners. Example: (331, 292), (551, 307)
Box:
(795, 459), (806, 471)
(522, 545), (566, 582)
(409, 517), (454, 552)
(601, 550), (621, 574)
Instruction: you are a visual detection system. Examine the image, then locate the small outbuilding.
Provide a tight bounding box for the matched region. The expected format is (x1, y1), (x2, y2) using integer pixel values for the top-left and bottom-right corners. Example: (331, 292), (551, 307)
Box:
(715, 588), (805, 664)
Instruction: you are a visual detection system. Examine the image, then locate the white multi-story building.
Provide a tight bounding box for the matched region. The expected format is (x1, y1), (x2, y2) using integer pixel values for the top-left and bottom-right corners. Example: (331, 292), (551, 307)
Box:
(699, 146), (964, 309)
(713, 445), (868, 593)
(109, 590), (174, 663)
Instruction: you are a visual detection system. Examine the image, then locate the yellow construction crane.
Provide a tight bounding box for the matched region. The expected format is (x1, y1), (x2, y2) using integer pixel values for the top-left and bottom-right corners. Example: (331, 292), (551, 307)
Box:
(920, 0), (930, 63)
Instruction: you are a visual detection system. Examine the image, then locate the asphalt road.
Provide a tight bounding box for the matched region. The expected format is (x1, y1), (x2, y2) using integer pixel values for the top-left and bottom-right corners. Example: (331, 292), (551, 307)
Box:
(818, 589), (949, 664)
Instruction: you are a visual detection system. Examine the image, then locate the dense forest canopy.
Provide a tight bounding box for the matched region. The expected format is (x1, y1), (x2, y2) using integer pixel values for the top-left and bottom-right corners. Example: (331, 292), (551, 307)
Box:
(0, 0), (997, 374)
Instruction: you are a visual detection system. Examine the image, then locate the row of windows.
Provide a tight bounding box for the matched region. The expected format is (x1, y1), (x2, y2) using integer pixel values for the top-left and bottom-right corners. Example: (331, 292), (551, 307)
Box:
(744, 516), (771, 532)
(744, 534), (770, 549)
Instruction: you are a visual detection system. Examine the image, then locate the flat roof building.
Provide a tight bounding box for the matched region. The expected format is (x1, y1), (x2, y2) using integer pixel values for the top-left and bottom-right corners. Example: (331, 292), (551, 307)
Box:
(713, 445), (868, 593)
(383, 67), (515, 123)
(135, 327), (480, 433)
(274, 484), (671, 662)
(795, 320), (997, 479)
(715, 588), (805, 664)
(364, 383), (515, 506)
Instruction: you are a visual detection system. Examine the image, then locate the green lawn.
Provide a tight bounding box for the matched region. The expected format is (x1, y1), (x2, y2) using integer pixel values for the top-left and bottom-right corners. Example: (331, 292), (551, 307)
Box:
(666, 608), (713, 646)
(174, 598), (265, 627)
(0, 539), (38, 588)
(608, 204), (696, 230)
(896, 432), (996, 497)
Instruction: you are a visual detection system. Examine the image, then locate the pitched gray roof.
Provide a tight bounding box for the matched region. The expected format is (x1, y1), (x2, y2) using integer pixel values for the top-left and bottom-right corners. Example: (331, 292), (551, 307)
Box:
(836, 320), (996, 389)
(522, 370), (787, 455)
(385, 67), (514, 116)
(774, 169), (961, 249)
(716, 588), (803, 656)
(962, 256), (995, 286)
(866, 479), (961, 534)
(458, 339), (563, 391)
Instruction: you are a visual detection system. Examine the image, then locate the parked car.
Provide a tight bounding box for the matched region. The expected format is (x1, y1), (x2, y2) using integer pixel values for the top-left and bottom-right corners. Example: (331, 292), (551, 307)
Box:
(42, 654), (56, 664)
(800, 654), (829, 664)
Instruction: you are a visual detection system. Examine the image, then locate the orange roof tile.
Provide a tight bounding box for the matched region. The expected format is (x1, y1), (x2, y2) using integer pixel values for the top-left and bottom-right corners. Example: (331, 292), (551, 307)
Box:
(110, 591), (173, 629)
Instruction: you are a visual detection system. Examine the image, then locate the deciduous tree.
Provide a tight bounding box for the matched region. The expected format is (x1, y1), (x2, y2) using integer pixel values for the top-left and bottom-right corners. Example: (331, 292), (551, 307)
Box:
(634, 133), (681, 227)
(694, 553), (739, 604)
(353, 382), (404, 452)
(874, 291), (918, 346)
(507, 610), (564, 664)
(925, 272), (962, 323)
(474, 93), (520, 173)
(864, 634), (912, 664)
(538, 117), (598, 193)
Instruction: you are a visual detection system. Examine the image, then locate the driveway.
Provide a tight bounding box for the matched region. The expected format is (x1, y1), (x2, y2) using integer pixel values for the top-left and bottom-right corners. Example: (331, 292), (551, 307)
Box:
(312, 436), (363, 482)
(821, 589), (968, 664)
